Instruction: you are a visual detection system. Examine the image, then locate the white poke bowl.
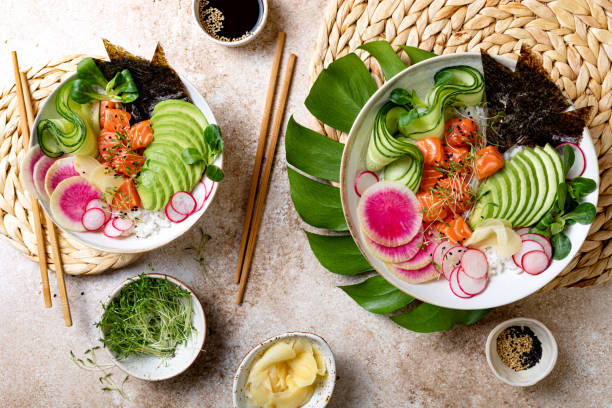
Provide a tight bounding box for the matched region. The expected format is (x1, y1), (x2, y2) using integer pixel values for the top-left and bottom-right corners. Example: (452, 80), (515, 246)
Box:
(30, 73), (222, 253)
(340, 53), (599, 310)
(233, 332), (336, 408)
(99, 273), (206, 381)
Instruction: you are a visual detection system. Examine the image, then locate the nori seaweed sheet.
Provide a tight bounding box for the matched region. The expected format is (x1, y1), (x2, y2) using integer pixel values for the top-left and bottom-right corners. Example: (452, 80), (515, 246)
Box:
(481, 46), (588, 152)
(95, 39), (192, 124)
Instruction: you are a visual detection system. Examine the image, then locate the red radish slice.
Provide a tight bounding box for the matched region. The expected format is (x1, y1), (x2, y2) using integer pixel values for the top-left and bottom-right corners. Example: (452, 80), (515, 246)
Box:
(364, 230), (423, 264)
(522, 250), (550, 275)
(392, 234), (438, 270)
(449, 267), (472, 298)
(81, 208), (106, 231)
(457, 267), (488, 295)
(432, 241), (452, 272)
(516, 227), (530, 236)
(165, 202), (188, 223)
(520, 233), (553, 260)
(170, 191), (197, 215)
(200, 174), (215, 201)
(86, 199), (111, 222)
(442, 245), (467, 280)
(460, 249), (489, 279)
(556, 142), (586, 179)
(512, 240), (544, 269)
(191, 182), (207, 212)
(112, 217), (134, 232)
(354, 170), (379, 197)
(387, 262), (439, 284)
(103, 220), (123, 238)
(357, 181), (423, 247)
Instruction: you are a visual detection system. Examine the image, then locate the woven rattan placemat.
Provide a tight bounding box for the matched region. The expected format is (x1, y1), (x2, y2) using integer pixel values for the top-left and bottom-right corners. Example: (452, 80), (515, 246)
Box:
(308, 0), (612, 290)
(0, 55), (141, 275)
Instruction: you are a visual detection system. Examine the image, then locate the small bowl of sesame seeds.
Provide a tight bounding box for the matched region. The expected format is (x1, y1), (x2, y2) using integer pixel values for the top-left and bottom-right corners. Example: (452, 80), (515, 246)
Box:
(485, 318), (558, 387)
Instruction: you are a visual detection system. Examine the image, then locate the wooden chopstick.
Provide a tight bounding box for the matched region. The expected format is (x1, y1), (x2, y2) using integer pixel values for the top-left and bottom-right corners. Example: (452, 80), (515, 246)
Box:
(17, 63), (73, 326)
(235, 32), (286, 284)
(12, 52), (52, 308)
(236, 54), (297, 304)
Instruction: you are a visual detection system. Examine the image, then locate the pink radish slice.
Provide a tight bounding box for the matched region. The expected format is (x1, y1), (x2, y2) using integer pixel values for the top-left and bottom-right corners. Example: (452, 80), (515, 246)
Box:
(432, 241), (452, 272)
(392, 234), (438, 270)
(357, 181), (423, 247)
(19, 145), (46, 196)
(81, 208), (106, 231)
(364, 229), (423, 263)
(165, 202), (188, 223)
(457, 267), (488, 295)
(44, 157), (79, 197)
(460, 249), (488, 279)
(516, 227), (530, 236)
(520, 233), (553, 260)
(103, 220), (123, 238)
(522, 250), (550, 275)
(200, 175), (215, 201)
(512, 240), (545, 269)
(86, 199), (111, 222)
(33, 156), (56, 200)
(387, 262), (439, 284)
(112, 217), (134, 232)
(449, 267), (472, 298)
(442, 245), (467, 280)
(170, 191), (197, 215)
(191, 182), (207, 212)
(354, 171), (379, 197)
(556, 142), (586, 179)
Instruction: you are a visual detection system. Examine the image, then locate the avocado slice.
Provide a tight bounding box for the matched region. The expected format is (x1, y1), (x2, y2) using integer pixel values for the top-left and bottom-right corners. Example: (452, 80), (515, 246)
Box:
(485, 175), (504, 219)
(519, 149), (548, 227)
(505, 160), (529, 226)
(153, 100), (209, 130)
(510, 154), (536, 227)
(152, 126), (209, 158)
(146, 142), (203, 189)
(542, 143), (564, 184)
(136, 183), (157, 210)
(151, 112), (203, 139)
(144, 158), (184, 196)
(136, 170), (164, 210)
(137, 168), (173, 210)
(528, 147), (559, 226)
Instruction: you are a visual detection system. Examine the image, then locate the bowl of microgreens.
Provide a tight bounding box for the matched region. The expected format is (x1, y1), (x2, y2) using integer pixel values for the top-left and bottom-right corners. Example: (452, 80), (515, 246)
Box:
(97, 273), (206, 381)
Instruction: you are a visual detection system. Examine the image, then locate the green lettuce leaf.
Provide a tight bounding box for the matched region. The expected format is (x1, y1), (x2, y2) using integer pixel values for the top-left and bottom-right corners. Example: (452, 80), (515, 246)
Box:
(287, 168), (347, 231)
(391, 303), (491, 333)
(305, 231), (372, 275)
(305, 53), (377, 133)
(340, 275), (414, 314)
(359, 41), (406, 80)
(285, 116), (344, 182)
(400, 46), (437, 64)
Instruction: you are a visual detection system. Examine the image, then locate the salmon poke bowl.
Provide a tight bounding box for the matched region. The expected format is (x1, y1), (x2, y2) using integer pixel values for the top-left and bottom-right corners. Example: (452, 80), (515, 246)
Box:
(341, 47), (599, 309)
(21, 41), (223, 253)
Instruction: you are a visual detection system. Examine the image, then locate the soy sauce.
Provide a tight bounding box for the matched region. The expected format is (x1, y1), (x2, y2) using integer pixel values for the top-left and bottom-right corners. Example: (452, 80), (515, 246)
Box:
(198, 0), (264, 42)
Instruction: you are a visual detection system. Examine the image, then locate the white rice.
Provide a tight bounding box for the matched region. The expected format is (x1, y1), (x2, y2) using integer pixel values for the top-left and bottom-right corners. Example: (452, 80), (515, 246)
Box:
(482, 246), (523, 276)
(126, 208), (172, 239)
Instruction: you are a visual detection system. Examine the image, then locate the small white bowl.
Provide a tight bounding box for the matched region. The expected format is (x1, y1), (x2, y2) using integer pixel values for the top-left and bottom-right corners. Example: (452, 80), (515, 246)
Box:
(193, 0), (268, 47)
(233, 332), (336, 408)
(485, 318), (557, 387)
(99, 273), (206, 381)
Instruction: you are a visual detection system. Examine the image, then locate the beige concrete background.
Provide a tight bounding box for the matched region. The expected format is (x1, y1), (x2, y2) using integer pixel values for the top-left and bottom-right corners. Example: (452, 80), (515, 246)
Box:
(0, 0), (610, 407)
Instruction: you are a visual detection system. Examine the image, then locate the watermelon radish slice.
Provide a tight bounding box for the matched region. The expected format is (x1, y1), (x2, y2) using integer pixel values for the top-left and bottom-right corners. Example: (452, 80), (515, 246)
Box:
(442, 245), (467, 280)
(81, 208), (106, 231)
(387, 262), (439, 284)
(363, 229), (423, 263)
(44, 157), (79, 197)
(49, 177), (101, 232)
(512, 240), (544, 268)
(33, 155), (56, 201)
(112, 217), (134, 232)
(170, 191), (196, 215)
(357, 181), (422, 247)
(522, 250), (550, 275)
(457, 267), (488, 295)
(86, 199), (111, 222)
(432, 241), (452, 272)
(556, 142), (586, 179)
(20, 145), (46, 196)
(460, 249), (488, 279)
(191, 182), (207, 212)
(449, 267), (471, 298)
(354, 171), (379, 197)
(103, 220), (123, 238)
(520, 233), (553, 260)
(392, 234), (438, 270)
(165, 202), (188, 223)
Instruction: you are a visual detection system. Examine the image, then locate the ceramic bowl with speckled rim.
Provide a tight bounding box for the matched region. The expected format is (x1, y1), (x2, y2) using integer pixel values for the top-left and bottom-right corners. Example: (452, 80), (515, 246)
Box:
(233, 332), (336, 408)
(98, 273), (206, 381)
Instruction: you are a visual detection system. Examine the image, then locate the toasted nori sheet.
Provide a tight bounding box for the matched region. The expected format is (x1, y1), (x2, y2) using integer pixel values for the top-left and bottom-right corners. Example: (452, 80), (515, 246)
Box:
(95, 39), (192, 124)
(481, 46), (586, 152)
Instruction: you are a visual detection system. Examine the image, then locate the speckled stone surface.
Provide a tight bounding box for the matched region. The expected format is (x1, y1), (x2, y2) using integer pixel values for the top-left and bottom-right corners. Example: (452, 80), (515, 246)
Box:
(0, 1), (611, 407)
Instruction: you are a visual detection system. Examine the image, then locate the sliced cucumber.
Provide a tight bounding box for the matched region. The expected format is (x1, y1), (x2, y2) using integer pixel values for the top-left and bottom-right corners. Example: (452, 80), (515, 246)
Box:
(384, 155), (423, 192)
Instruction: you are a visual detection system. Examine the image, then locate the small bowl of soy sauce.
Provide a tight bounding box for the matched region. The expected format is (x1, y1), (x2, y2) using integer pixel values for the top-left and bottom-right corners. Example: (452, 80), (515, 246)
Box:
(193, 0), (268, 47)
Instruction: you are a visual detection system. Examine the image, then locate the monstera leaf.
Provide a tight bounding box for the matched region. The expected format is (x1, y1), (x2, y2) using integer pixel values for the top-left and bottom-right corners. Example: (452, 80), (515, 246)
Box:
(285, 42), (491, 332)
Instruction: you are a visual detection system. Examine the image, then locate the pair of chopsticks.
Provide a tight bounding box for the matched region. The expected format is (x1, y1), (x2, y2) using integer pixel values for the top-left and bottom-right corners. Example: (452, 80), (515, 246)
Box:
(235, 32), (296, 304)
(12, 51), (72, 326)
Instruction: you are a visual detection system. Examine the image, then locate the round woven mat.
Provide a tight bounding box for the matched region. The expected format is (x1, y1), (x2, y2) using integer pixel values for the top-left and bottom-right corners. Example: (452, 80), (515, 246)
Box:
(309, 0), (612, 291)
(0, 55), (141, 275)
